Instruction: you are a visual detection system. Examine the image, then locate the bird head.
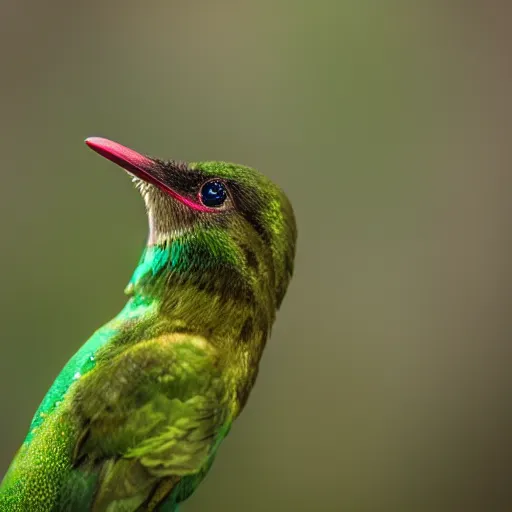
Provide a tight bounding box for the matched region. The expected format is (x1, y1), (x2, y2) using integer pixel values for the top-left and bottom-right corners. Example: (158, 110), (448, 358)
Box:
(85, 137), (296, 313)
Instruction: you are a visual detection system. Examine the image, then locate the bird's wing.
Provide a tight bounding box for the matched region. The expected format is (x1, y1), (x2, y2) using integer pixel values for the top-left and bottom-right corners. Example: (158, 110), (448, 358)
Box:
(61, 334), (231, 511)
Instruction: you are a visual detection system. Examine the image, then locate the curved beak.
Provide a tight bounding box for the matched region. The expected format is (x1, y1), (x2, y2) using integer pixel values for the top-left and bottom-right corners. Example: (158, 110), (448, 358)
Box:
(85, 137), (173, 194)
(85, 137), (217, 213)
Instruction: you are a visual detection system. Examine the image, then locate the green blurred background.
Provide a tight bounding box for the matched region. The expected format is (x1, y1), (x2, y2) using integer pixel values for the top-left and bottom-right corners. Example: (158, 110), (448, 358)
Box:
(1, 1), (512, 510)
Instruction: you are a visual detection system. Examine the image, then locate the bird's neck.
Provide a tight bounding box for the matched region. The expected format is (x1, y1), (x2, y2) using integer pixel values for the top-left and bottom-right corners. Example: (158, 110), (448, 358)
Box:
(123, 232), (275, 359)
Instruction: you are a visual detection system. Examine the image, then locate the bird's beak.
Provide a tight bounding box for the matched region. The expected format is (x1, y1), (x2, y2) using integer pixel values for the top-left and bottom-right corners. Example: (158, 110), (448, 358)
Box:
(85, 136), (218, 213)
(85, 137), (172, 194)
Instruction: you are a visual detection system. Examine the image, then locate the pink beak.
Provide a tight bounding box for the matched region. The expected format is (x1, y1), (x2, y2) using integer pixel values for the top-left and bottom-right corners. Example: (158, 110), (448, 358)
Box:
(85, 137), (218, 213)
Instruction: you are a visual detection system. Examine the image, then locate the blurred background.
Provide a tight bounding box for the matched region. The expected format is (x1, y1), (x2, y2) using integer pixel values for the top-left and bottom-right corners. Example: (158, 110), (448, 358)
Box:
(1, 1), (512, 510)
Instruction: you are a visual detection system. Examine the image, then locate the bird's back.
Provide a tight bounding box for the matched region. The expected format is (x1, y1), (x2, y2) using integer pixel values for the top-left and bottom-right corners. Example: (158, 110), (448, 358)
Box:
(0, 319), (231, 512)
(1, 400), (90, 510)
(0, 319), (114, 510)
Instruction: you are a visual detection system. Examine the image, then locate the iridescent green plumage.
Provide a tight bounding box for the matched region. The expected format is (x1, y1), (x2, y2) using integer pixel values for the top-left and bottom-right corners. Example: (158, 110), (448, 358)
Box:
(0, 139), (296, 511)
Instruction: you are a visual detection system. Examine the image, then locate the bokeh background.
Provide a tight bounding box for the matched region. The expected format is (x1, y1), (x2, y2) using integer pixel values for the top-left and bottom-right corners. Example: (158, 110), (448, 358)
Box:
(1, 1), (512, 511)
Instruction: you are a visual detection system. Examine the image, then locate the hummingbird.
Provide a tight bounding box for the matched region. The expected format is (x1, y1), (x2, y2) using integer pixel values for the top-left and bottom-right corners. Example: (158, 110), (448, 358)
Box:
(0, 137), (296, 511)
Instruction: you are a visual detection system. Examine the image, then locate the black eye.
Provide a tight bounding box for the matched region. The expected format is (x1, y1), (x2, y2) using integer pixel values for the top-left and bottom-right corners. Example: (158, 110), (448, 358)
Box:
(200, 180), (227, 207)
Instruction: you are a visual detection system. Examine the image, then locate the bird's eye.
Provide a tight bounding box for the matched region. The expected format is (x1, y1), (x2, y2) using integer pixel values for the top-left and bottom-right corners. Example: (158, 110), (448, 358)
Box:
(200, 180), (227, 208)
